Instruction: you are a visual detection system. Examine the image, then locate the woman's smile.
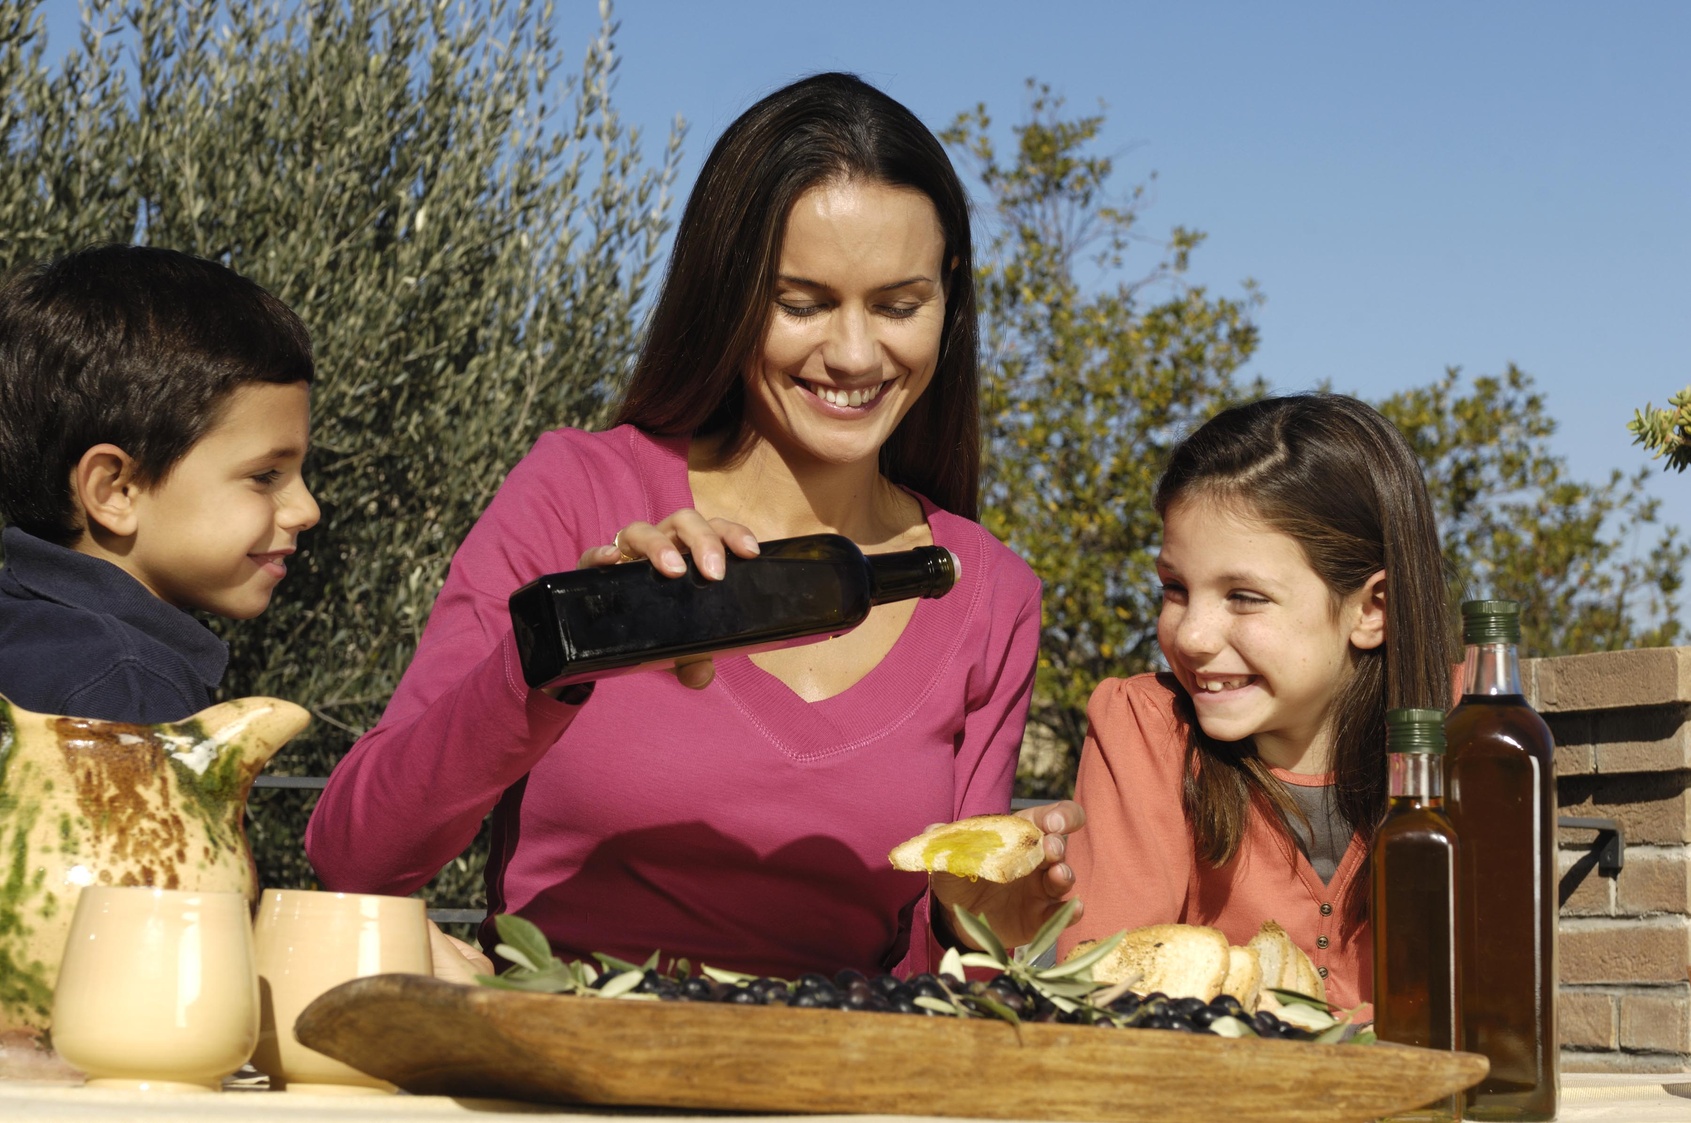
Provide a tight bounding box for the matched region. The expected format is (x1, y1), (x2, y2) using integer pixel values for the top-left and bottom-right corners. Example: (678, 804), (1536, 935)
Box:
(794, 376), (892, 413)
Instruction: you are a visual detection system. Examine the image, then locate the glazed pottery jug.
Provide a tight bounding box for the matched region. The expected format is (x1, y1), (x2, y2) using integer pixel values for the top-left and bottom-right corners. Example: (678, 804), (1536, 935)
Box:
(0, 694), (309, 1035)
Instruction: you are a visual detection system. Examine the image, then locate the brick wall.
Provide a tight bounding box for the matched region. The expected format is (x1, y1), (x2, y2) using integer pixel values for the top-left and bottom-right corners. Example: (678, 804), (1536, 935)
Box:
(1524, 646), (1691, 1073)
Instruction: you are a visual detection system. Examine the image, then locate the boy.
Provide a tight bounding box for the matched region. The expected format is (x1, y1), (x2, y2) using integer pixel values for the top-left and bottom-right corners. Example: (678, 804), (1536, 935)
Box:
(0, 244), (319, 724)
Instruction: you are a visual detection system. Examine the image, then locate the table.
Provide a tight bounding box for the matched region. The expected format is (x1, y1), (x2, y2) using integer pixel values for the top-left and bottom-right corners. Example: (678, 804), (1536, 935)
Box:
(4, 1074), (1690, 1123)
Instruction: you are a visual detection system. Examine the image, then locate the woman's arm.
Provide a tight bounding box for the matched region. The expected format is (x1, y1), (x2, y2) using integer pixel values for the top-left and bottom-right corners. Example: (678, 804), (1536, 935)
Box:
(304, 436), (598, 894)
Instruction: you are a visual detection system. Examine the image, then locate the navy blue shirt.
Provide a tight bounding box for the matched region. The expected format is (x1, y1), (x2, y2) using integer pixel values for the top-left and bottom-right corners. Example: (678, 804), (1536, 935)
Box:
(0, 526), (228, 723)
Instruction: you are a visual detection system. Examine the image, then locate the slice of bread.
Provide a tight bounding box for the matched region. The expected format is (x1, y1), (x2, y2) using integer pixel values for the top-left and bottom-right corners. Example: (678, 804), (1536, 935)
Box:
(1247, 920), (1325, 1009)
(887, 814), (1045, 883)
(1221, 944), (1263, 1013)
(1078, 924), (1231, 1001)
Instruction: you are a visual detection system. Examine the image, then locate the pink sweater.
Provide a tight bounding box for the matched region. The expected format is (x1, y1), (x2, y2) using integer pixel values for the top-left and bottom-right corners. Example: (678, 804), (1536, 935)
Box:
(304, 425), (1041, 978)
(1060, 674), (1372, 1012)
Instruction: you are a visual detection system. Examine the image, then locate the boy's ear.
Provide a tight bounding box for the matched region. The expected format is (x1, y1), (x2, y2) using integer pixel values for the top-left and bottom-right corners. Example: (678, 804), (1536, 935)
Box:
(73, 444), (143, 538)
(1349, 568), (1388, 651)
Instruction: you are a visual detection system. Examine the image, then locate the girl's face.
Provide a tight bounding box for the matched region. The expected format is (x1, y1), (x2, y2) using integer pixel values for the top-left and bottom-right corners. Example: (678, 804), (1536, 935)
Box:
(742, 178), (948, 471)
(1155, 496), (1384, 772)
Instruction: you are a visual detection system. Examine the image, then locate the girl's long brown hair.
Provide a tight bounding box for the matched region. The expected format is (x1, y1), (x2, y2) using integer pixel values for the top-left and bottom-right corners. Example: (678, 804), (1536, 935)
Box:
(1154, 394), (1455, 924)
(612, 72), (981, 519)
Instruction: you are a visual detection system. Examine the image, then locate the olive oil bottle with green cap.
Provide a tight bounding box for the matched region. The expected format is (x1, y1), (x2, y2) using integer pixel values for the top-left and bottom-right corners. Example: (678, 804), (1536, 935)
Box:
(1373, 707), (1462, 1123)
(1445, 600), (1558, 1121)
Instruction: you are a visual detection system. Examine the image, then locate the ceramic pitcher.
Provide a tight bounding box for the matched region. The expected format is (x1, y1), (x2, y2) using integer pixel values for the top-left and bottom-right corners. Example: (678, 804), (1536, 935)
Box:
(0, 694), (309, 1035)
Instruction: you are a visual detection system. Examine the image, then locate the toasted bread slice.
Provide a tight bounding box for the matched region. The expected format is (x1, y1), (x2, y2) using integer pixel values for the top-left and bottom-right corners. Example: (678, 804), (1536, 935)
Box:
(1221, 944), (1263, 1013)
(1248, 920), (1326, 1009)
(887, 814), (1044, 883)
(1079, 923), (1231, 1000)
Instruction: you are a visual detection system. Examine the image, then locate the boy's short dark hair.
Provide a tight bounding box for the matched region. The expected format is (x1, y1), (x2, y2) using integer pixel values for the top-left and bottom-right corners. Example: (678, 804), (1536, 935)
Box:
(0, 244), (314, 546)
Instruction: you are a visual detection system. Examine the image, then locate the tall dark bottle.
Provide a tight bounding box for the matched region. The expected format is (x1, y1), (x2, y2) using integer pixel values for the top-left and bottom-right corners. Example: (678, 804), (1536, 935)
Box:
(1444, 600), (1558, 1120)
(1373, 708), (1462, 1123)
(509, 533), (959, 690)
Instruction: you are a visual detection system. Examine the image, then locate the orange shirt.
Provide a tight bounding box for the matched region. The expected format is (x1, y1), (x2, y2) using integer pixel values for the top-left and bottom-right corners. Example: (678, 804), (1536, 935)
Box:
(1060, 673), (1372, 1013)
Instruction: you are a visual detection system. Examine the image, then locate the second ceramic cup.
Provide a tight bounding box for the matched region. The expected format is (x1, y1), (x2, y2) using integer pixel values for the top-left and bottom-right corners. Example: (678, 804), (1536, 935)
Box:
(249, 889), (431, 1093)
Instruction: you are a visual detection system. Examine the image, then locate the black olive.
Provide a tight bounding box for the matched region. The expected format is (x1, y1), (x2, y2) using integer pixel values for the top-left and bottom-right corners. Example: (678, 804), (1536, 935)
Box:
(1211, 995), (1247, 1020)
(1172, 996), (1207, 1018)
(833, 969), (868, 990)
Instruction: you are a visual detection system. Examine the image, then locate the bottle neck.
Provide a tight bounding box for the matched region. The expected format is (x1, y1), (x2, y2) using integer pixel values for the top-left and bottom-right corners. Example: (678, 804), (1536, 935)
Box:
(1461, 641), (1523, 696)
(1388, 752), (1444, 801)
(867, 546), (959, 604)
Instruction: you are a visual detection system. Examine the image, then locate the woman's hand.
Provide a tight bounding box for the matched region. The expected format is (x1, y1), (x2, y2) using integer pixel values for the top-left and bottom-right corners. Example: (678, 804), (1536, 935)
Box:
(929, 801), (1086, 951)
(576, 509), (760, 690)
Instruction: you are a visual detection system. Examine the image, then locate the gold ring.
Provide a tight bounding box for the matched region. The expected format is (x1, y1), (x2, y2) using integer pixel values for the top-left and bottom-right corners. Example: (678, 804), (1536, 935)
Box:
(613, 530), (639, 562)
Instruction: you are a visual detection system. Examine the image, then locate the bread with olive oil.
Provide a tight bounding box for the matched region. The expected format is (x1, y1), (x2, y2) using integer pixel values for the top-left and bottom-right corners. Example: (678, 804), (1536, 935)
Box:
(887, 814), (1045, 883)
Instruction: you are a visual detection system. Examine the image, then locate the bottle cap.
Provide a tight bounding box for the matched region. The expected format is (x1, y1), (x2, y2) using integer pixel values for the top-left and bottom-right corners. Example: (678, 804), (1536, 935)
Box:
(1461, 599), (1522, 645)
(1386, 707), (1446, 755)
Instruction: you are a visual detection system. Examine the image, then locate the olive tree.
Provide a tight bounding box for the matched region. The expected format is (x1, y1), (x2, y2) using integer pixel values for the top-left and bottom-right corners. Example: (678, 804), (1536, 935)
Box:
(953, 86), (1684, 798)
(0, 0), (679, 909)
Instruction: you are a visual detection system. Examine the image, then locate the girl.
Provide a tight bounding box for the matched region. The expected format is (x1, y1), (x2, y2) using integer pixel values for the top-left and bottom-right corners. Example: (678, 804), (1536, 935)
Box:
(306, 73), (1077, 978)
(1058, 394), (1454, 1011)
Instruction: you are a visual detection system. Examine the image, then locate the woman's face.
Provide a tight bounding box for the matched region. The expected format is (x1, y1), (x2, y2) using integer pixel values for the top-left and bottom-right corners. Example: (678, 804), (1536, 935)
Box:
(743, 178), (948, 471)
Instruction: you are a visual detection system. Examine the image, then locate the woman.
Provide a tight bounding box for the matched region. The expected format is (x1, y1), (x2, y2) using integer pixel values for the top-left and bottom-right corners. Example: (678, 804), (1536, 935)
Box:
(306, 73), (1079, 978)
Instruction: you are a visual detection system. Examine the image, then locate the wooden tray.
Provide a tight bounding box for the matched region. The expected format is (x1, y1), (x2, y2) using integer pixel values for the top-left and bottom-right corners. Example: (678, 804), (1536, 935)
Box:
(295, 974), (1488, 1123)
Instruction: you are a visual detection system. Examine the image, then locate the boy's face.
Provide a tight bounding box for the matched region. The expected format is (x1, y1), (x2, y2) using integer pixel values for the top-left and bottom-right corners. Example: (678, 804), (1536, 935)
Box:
(119, 381), (319, 619)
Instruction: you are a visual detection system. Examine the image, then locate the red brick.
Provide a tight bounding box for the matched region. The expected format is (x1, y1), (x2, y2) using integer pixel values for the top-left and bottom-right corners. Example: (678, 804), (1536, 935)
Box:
(1559, 917), (1691, 984)
(1560, 1048), (1691, 1073)
(1558, 847), (1613, 916)
(1620, 988), (1691, 1052)
(1558, 989), (1617, 1049)
(1616, 847), (1691, 917)
(1558, 772), (1691, 846)
(1528, 648), (1691, 712)
(1592, 705), (1691, 774)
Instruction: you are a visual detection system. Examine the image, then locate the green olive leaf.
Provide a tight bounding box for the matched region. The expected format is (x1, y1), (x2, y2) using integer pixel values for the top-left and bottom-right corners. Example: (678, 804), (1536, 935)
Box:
(492, 913), (556, 973)
(593, 952), (642, 974)
(1019, 898), (1081, 965)
(701, 964), (758, 985)
(1273, 1002), (1338, 1031)
(1265, 987), (1333, 1011)
(1208, 1015), (1256, 1038)
(1035, 928), (1124, 980)
(596, 969), (645, 999)
(914, 996), (959, 1016)
(951, 906), (1007, 963)
(937, 946), (967, 982)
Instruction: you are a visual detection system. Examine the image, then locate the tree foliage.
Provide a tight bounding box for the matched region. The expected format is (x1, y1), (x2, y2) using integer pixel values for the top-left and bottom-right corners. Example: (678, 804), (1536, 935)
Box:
(955, 86), (1685, 799)
(0, 0), (678, 908)
(943, 85), (1264, 796)
(1628, 386), (1691, 473)
(1377, 366), (1685, 656)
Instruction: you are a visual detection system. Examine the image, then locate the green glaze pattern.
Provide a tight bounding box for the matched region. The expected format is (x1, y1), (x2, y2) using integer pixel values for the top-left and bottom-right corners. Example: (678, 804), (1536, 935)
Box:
(0, 695), (309, 1035)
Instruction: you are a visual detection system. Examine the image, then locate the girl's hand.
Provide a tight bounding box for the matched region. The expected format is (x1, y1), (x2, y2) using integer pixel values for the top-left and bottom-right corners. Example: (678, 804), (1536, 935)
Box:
(930, 801), (1086, 951)
(576, 509), (760, 690)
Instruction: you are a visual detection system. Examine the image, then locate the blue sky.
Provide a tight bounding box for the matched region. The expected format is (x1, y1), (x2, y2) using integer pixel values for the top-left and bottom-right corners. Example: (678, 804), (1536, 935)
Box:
(577, 1), (1691, 540)
(41, 1), (1691, 540)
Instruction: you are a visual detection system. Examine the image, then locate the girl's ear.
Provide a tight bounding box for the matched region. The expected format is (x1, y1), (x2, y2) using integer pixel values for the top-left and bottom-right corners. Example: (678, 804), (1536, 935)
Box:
(1350, 568), (1388, 651)
(73, 444), (143, 539)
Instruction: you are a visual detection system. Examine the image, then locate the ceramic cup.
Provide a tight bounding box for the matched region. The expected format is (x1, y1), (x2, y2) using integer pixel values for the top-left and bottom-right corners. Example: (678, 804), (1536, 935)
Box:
(51, 886), (259, 1093)
(249, 889), (431, 1094)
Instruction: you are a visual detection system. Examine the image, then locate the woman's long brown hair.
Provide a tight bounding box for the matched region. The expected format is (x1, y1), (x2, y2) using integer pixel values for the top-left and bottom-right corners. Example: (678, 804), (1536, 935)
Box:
(1154, 394), (1456, 924)
(612, 72), (981, 519)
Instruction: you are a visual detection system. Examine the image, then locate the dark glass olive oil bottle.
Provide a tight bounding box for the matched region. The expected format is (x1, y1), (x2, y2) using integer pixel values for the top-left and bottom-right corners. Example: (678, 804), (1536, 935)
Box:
(509, 533), (959, 690)
(1445, 600), (1558, 1121)
(1373, 707), (1462, 1123)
